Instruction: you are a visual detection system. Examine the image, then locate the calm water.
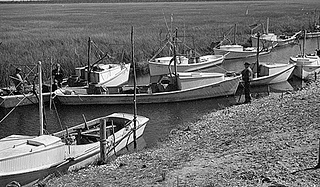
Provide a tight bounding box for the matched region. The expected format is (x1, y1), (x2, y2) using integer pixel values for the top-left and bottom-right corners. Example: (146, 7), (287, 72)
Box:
(0, 38), (319, 148)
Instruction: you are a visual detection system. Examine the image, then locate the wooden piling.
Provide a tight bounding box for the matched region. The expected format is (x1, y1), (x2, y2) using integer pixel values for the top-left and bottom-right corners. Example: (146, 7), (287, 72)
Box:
(112, 121), (117, 155)
(316, 138), (320, 168)
(100, 119), (107, 163)
(38, 61), (43, 136)
(131, 26), (137, 149)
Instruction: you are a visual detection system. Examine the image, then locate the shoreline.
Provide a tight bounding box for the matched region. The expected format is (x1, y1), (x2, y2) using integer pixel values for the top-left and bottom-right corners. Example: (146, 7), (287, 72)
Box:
(45, 79), (320, 187)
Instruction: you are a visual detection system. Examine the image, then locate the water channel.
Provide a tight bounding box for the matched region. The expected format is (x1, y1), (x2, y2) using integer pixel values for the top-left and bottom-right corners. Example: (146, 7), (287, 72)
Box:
(0, 38), (319, 149)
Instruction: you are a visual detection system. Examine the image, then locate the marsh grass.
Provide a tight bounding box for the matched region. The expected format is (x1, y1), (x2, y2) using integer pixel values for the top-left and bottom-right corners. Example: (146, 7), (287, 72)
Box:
(0, 0), (319, 86)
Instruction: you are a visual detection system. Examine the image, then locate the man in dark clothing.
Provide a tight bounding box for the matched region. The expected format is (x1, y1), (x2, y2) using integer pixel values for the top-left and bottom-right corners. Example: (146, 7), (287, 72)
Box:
(12, 68), (25, 94)
(52, 63), (64, 88)
(241, 62), (253, 103)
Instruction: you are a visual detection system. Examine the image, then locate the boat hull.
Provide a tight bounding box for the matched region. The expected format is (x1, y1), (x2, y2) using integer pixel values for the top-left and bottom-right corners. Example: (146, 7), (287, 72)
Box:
(73, 63), (131, 87)
(148, 55), (224, 76)
(0, 161), (68, 187)
(293, 64), (320, 80)
(56, 76), (240, 105)
(251, 32), (299, 48)
(290, 56), (320, 80)
(213, 47), (270, 60)
(96, 63), (131, 87)
(0, 92), (52, 108)
(0, 113), (148, 187)
(306, 31), (320, 38)
(242, 63), (295, 86)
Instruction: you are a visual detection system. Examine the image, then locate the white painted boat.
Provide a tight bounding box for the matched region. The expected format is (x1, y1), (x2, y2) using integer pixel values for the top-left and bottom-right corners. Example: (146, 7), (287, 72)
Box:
(213, 44), (271, 60)
(247, 62), (296, 86)
(55, 72), (240, 105)
(69, 63), (131, 87)
(289, 54), (320, 80)
(306, 24), (320, 38)
(306, 31), (320, 39)
(251, 32), (300, 49)
(0, 62), (149, 186)
(0, 113), (149, 187)
(250, 18), (300, 48)
(289, 30), (320, 80)
(0, 92), (51, 108)
(148, 55), (225, 76)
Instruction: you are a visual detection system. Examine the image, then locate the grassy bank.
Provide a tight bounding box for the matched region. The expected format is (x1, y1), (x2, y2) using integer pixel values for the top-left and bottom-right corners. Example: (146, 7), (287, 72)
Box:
(1, 0), (320, 87)
(44, 79), (320, 187)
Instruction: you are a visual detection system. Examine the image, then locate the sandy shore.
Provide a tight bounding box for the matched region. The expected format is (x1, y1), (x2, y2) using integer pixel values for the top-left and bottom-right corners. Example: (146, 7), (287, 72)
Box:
(45, 80), (320, 187)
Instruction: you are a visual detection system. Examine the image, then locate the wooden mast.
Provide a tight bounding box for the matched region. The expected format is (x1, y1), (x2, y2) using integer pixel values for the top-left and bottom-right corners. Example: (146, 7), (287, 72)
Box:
(233, 24), (237, 45)
(266, 17), (269, 34)
(173, 28), (178, 76)
(87, 37), (91, 84)
(303, 30), (306, 57)
(131, 26), (137, 149)
(256, 32), (260, 77)
(38, 61), (43, 136)
(49, 58), (53, 110)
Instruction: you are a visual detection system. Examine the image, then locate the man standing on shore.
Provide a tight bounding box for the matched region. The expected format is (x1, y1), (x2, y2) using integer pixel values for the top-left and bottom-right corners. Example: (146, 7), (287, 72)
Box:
(241, 62), (253, 103)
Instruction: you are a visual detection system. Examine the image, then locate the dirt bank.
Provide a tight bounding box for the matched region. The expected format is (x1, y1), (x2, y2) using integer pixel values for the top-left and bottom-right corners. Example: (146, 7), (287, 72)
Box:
(46, 80), (320, 187)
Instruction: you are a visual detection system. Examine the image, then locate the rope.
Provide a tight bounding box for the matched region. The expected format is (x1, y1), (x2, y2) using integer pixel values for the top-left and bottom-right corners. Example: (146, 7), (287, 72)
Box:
(0, 96), (27, 123)
(52, 98), (63, 131)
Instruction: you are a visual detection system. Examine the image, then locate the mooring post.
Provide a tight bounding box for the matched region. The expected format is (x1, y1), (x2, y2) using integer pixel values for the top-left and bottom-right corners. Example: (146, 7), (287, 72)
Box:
(100, 119), (107, 163)
(316, 138), (320, 168)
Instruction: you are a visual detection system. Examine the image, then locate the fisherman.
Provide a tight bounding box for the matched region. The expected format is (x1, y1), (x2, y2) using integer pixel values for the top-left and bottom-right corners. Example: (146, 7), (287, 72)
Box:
(51, 79), (59, 92)
(12, 67), (25, 94)
(241, 62), (253, 103)
(52, 63), (64, 88)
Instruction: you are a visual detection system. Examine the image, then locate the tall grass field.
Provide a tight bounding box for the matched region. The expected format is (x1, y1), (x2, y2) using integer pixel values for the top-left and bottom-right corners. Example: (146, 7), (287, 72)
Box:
(0, 0), (320, 87)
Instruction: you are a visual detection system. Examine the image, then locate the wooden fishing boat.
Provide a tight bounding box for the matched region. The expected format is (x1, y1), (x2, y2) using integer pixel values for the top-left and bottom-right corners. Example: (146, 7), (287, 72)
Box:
(0, 62), (149, 187)
(251, 18), (300, 48)
(57, 28), (239, 106)
(0, 92), (51, 108)
(148, 54), (225, 76)
(55, 72), (240, 105)
(251, 32), (300, 48)
(213, 24), (272, 60)
(306, 30), (320, 39)
(289, 30), (320, 80)
(247, 62), (296, 86)
(68, 63), (131, 87)
(241, 27), (296, 87)
(289, 54), (320, 80)
(66, 38), (131, 88)
(148, 26), (225, 76)
(0, 113), (149, 187)
(0, 85), (52, 108)
(213, 44), (271, 60)
(306, 22), (320, 38)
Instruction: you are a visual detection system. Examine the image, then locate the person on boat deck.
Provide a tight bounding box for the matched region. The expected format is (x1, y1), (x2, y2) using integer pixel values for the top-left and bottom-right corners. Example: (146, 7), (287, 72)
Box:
(52, 63), (64, 88)
(51, 79), (59, 92)
(12, 67), (25, 94)
(241, 62), (253, 103)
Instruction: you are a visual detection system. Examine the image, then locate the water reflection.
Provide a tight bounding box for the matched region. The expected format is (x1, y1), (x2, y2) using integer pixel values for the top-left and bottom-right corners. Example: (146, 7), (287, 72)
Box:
(0, 95), (237, 148)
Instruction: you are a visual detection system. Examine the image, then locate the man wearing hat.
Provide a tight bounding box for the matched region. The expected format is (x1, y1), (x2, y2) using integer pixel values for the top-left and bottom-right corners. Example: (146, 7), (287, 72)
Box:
(52, 63), (64, 88)
(241, 62), (253, 103)
(12, 67), (25, 94)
